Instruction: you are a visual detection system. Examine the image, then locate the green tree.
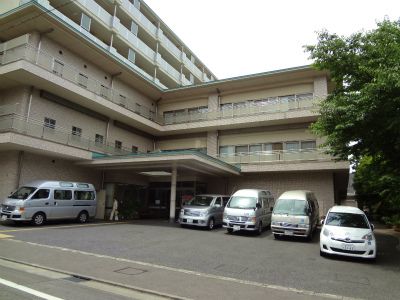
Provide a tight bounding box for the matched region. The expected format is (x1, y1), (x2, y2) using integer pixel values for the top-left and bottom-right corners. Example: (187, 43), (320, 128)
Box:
(306, 19), (400, 213)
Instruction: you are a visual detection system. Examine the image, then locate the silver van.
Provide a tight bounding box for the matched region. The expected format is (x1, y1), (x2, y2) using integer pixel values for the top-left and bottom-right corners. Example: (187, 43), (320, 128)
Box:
(179, 194), (230, 230)
(271, 190), (319, 240)
(0, 180), (96, 225)
(223, 189), (274, 235)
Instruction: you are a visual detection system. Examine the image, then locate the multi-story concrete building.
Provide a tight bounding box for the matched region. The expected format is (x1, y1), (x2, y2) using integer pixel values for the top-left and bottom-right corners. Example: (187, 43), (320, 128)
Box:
(0, 0), (348, 222)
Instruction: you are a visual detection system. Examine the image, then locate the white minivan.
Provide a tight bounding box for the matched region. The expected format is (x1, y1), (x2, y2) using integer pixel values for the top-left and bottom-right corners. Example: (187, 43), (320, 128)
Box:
(223, 189), (274, 235)
(271, 190), (319, 240)
(0, 180), (96, 225)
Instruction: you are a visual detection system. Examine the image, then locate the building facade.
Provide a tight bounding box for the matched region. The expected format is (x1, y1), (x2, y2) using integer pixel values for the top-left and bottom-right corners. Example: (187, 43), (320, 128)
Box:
(0, 0), (349, 221)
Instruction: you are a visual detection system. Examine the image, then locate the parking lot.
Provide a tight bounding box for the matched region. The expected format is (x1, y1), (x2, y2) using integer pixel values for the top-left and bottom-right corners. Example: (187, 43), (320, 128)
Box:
(0, 220), (399, 299)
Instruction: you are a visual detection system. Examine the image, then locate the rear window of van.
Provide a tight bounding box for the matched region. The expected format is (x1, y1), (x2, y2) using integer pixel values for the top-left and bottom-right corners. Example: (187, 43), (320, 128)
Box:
(74, 191), (95, 200)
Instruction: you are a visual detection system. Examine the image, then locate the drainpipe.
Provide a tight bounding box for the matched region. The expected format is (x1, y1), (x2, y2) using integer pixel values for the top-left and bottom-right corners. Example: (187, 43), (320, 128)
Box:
(15, 151), (24, 189)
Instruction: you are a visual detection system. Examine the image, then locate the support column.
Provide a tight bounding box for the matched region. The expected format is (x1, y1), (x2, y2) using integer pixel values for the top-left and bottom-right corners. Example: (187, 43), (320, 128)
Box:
(169, 165), (177, 223)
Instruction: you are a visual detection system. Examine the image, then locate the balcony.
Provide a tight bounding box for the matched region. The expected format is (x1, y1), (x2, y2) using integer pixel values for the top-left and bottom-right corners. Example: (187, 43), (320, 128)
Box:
(0, 43), (163, 124)
(0, 110), (134, 156)
(217, 148), (331, 165)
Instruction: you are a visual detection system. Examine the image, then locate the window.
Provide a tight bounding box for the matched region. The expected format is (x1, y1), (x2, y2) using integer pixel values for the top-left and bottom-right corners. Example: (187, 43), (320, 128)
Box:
(72, 126), (82, 137)
(74, 190), (95, 200)
(115, 140), (122, 149)
(285, 141), (300, 151)
(249, 144), (262, 153)
(44, 117), (56, 129)
(301, 140), (316, 150)
(214, 198), (222, 206)
(78, 73), (88, 88)
(81, 13), (91, 31)
(54, 190), (72, 200)
(31, 189), (50, 199)
(128, 48), (135, 63)
(95, 134), (104, 144)
(130, 21), (138, 35)
(53, 59), (64, 76)
(235, 145), (248, 154)
(222, 197), (230, 207)
(263, 143), (273, 151)
(219, 146), (234, 156)
(132, 146), (138, 153)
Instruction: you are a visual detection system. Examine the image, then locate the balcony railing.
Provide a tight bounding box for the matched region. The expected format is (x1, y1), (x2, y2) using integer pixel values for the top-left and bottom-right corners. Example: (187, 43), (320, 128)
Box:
(0, 113), (134, 156)
(217, 149), (331, 165)
(0, 44), (164, 124)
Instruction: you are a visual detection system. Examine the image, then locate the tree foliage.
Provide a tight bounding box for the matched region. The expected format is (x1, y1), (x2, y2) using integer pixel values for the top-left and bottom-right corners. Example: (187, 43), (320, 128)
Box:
(306, 19), (400, 213)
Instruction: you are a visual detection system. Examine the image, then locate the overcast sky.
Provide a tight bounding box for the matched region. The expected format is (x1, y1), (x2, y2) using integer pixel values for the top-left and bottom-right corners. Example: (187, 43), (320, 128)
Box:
(144, 0), (400, 79)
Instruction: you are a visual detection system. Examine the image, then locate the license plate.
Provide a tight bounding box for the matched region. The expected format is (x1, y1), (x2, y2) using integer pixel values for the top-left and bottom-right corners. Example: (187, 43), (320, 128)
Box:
(233, 225), (241, 231)
(186, 219), (193, 224)
(1, 215), (8, 221)
(284, 230), (294, 236)
(342, 244), (354, 251)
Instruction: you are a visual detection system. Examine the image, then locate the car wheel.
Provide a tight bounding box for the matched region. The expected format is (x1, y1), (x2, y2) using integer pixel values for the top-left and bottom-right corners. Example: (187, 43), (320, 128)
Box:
(32, 212), (46, 226)
(256, 222), (263, 235)
(207, 218), (215, 230)
(227, 228), (233, 234)
(77, 211), (89, 224)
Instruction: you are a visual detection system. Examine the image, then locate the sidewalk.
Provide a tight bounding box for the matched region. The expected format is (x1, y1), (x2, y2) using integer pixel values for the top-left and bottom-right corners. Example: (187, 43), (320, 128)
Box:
(0, 238), (350, 300)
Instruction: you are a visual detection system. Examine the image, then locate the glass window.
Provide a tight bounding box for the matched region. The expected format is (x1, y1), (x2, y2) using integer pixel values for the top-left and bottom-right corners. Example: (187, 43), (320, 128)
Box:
(263, 143), (273, 151)
(325, 212), (369, 228)
(214, 198), (222, 206)
(78, 73), (88, 88)
(44, 117), (56, 129)
(219, 146), (234, 156)
(54, 190), (72, 200)
(31, 189), (50, 199)
(81, 13), (91, 31)
(72, 126), (82, 137)
(273, 199), (309, 216)
(128, 48), (135, 63)
(285, 141), (300, 151)
(53, 59), (64, 76)
(249, 144), (262, 153)
(228, 196), (257, 209)
(235, 145), (248, 154)
(132, 146), (138, 153)
(115, 140), (122, 149)
(188, 195), (214, 206)
(301, 140), (316, 149)
(74, 190), (95, 200)
(130, 21), (138, 35)
(222, 197), (230, 207)
(95, 134), (104, 144)
(9, 186), (36, 200)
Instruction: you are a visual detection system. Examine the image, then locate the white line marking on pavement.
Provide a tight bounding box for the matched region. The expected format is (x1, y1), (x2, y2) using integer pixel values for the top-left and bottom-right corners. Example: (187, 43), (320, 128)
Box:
(0, 277), (64, 300)
(10, 240), (362, 300)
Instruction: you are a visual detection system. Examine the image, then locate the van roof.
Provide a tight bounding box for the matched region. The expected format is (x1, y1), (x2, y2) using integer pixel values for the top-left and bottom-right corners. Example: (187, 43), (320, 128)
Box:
(23, 180), (95, 189)
(278, 190), (312, 200)
(232, 189), (270, 197)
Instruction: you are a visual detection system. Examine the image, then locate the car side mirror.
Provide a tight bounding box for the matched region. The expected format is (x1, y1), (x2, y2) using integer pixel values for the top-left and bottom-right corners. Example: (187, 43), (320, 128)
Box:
(371, 223), (375, 231)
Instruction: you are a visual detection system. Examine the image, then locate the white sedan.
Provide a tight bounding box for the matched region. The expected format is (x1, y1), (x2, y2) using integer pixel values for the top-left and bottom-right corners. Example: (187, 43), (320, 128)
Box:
(320, 206), (376, 260)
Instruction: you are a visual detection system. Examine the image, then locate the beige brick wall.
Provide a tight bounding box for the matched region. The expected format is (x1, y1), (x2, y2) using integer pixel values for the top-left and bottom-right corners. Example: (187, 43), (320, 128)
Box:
(108, 121), (154, 152)
(156, 137), (207, 150)
(0, 151), (20, 201)
(314, 77), (328, 99)
(207, 131), (218, 156)
(158, 97), (208, 114)
(0, 87), (31, 115)
(19, 152), (102, 189)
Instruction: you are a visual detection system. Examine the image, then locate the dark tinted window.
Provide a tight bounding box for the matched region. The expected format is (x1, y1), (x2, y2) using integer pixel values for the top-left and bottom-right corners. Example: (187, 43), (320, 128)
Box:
(222, 197), (230, 206)
(54, 190), (72, 200)
(9, 187), (36, 199)
(74, 191), (95, 200)
(31, 189), (50, 199)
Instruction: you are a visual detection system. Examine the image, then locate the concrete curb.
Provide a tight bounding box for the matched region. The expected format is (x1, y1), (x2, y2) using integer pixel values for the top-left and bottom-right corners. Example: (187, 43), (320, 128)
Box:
(0, 256), (190, 300)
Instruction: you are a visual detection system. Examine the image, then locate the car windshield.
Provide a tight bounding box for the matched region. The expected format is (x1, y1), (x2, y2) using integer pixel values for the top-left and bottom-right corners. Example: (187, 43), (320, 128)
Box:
(227, 196), (257, 209)
(9, 186), (37, 200)
(273, 199), (308, 216)
(187, 196), (214, 206)
(325, 212), (369, 229)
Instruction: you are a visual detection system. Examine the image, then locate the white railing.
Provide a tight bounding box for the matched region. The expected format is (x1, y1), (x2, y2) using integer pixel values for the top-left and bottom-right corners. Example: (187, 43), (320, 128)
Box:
(76, 0), (113, 28)
(121, 0), (157, 36)
(217, 149), (331, 165)
(0, 113), (133, 156)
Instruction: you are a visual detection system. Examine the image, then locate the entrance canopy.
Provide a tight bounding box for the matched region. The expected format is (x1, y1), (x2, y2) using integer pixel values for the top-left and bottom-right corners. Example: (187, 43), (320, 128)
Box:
(79, 150), (241, 177)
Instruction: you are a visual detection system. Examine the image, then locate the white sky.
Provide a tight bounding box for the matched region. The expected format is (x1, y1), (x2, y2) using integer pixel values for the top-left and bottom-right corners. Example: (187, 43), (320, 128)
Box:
(144, 0), (400, 79)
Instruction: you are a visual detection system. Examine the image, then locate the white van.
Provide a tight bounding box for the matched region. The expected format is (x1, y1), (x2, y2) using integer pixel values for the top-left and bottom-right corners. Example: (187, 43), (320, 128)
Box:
(271, 190), (319, 240)
(0, 180), (96, 225)
(223, 189), (274, 235)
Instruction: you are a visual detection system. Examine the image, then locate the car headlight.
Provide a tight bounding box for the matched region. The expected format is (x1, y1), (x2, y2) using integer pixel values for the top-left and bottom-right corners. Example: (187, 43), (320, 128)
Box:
(248, 217), (256, 223)
(322, 228), (330, 237)
(271, 221), (278, 226)
(362, 233), (373, 241)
